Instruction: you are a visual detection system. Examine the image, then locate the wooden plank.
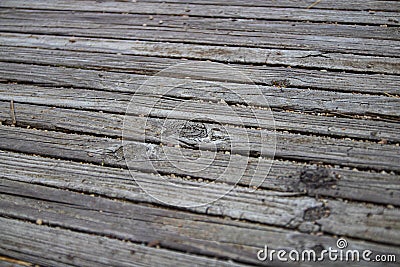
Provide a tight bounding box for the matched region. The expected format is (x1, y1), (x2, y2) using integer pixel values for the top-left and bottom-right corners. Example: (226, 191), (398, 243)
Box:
(0, 10), (399, 57)
(2, 100), (399, 145)
(1, 72), (399, 121)
(0, 84), (398, 171)
(3, 118), (400, 207)
(3, 10), (399, 41)
(2, 99), (400, 202)
(1, 0), (399, 26)
(139, 0), (400, 12)
(1, 36), (399, 95)
(0, 213), (396, 267)
(0, 217), (250, 267)
(0, 102), (399, 206)
(1, 178), (400, 255)
(0, 35), (400, 74)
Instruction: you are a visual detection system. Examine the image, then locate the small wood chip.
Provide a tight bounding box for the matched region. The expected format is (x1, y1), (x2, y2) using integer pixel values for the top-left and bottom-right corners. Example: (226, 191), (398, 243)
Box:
(307, 0), (321, 9)
(147, 240), (160, 247)
(378, 139), (388, 144)
(10, 100), (16, 126)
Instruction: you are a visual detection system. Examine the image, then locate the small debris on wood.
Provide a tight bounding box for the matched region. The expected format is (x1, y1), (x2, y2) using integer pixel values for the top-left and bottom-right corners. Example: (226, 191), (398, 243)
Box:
(307, 0), (322, 9)
(271, 79), (290, 88)
(384, 92), (399, 98)
(378, 139), (388, 144)
(147, 240), (160, 247)
(10, 100), (16, 126)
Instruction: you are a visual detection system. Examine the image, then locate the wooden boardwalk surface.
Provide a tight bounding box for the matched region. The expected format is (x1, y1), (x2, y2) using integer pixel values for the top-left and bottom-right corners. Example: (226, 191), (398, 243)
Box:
(0, 0), (399, 266)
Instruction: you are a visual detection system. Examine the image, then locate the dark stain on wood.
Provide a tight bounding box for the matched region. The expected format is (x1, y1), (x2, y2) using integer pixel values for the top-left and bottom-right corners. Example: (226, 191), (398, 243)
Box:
(298, 166), (339, 190)
(303, 206), (331, 221)
(179, 121), (208, 140)
(271, 79), (291, 88)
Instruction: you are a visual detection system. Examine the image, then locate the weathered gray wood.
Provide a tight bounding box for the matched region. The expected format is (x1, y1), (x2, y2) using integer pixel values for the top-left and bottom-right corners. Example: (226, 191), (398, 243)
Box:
(0, 34), (398, 75)
(3, 10), (399, 41)
(3, 118), (399, 208)
(0, 84), (399, 171)
(0, 214), (396, 267)
(1, 102), (399, 172)
(140, 0), (400, 12)
(1, 0), (399, 265)
(1, 100), (399, 145)
(1, 73), (399, 122)
(1, 38), (399, 95)
(0, 217), (252, 267)
(0, 99), (399, 205)
(1, 0), (399, 26)
(0, 9), (399, 57)
(2, 102), (400, 209)
(1, 95), (399, 203)
(1, 178), (399, 256)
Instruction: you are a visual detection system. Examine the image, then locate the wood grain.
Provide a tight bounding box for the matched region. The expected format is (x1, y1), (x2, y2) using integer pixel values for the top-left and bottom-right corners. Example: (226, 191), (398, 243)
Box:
(139, 0), (400, 12)
(0, 34), (398, 75)
(0, 122), (399, 207)
(1, 177), (399, 254)
(1, 0), (399, 264)
(0, 98), (399, 171)
(1, 0), (399, 25)
(1, 100), (399, 144)
(0, 216), (251, 267)
(0, 9), (399, 57)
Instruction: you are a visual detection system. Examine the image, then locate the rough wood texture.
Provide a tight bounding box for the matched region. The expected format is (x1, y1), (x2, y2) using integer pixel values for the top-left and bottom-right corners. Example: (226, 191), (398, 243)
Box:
(1, 0), (400, 26)
(0, 125), (399, 206)
(1, 63), (399, 120)
(1, 150), (399, 237)
(1, 0), (399, 266)
(0, 111), (399, 172)
(1, 38), (399, 95)
(1, 9), (399, 57)
(1, 179), (399, 265)
(0, 216), (251, 267)
(0, 34), (398, 75)
(138, 0), (400, 12)
(1, 100), (399, 144)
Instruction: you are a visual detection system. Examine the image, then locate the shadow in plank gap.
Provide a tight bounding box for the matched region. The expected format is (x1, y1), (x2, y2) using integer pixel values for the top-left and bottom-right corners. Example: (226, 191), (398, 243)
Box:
(123, 61), (276, 207)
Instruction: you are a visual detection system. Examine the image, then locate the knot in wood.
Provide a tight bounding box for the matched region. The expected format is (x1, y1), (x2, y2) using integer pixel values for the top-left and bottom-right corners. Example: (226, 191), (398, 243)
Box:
(303, 206), (331, 221)
(300, 167), (338, 189)
(179, 121), (208, 140)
